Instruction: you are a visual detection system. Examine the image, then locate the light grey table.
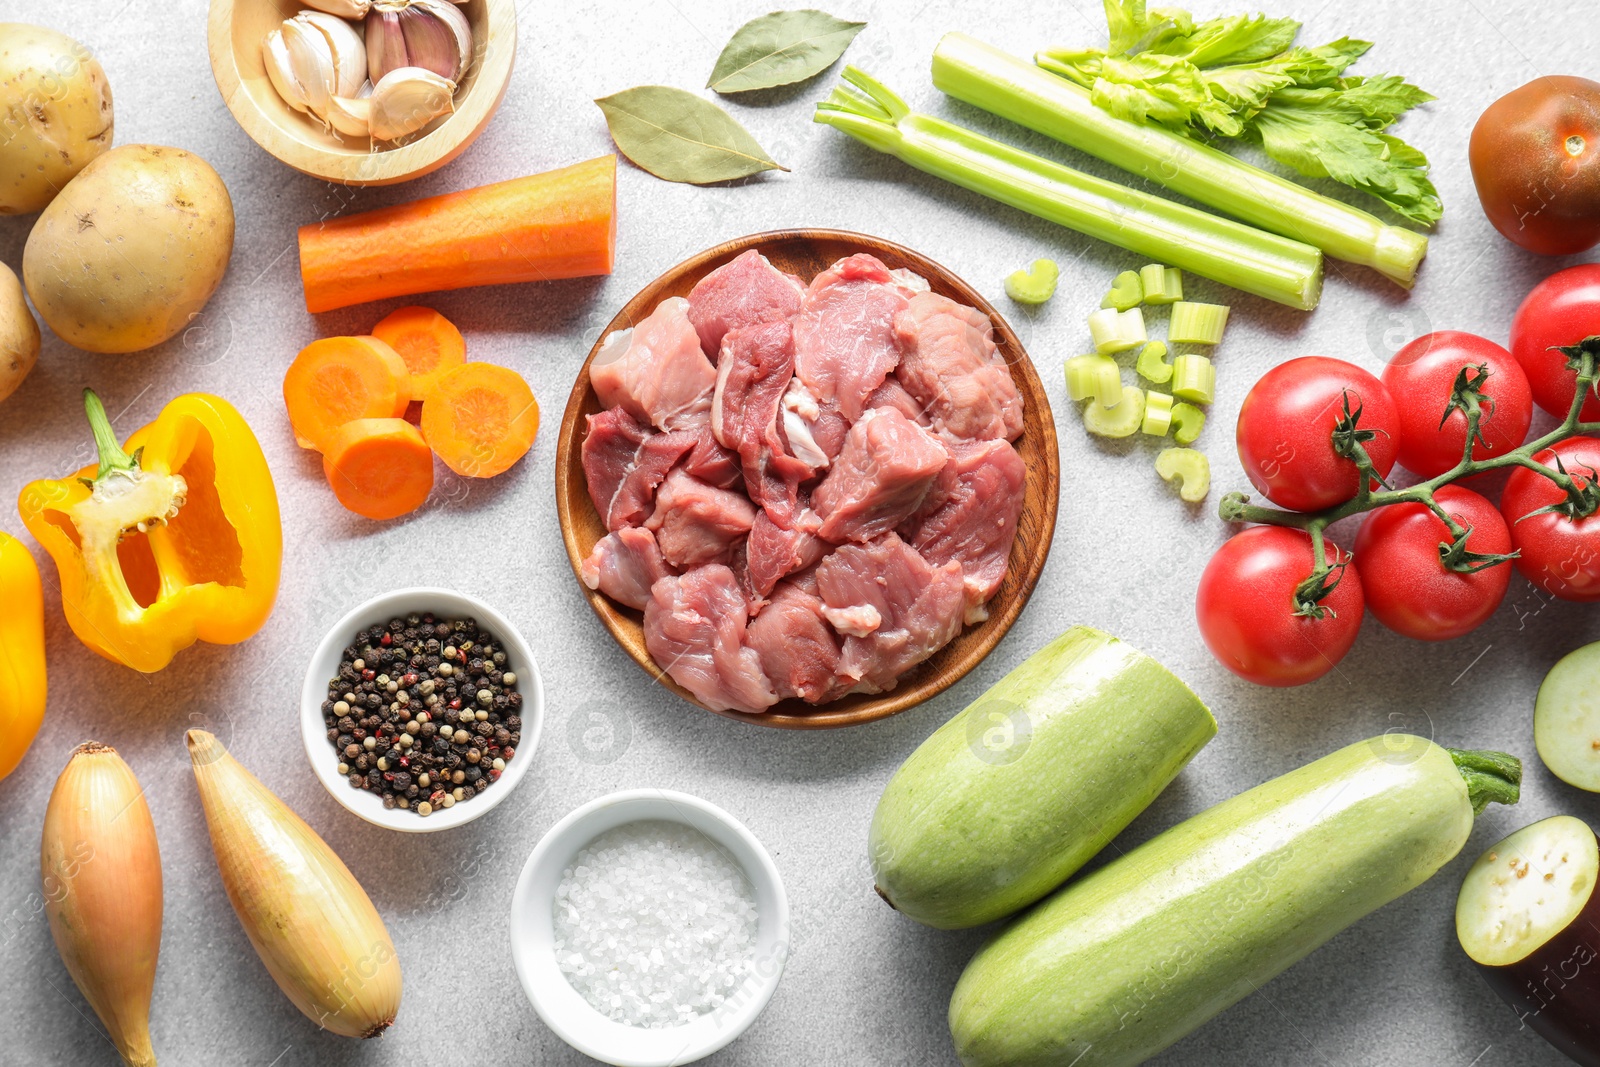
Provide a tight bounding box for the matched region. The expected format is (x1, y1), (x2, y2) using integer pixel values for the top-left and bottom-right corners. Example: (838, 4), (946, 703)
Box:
(2, 1), (1596, 1064)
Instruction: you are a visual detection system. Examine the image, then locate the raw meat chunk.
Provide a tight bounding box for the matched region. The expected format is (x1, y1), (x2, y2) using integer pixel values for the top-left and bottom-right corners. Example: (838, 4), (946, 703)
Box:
(581, 407), (697, 531)
(746, 582), (846, 704)
(713, 320), (812, 524)
(812, 407), (948, 543)
(677, 411), (742, 490)
(645, 566), (777, 714)
(894, 291), (1023, 441)
(581, 527), (674, 610)
(646, 469), (757, 569)
(591, 297), (716, 431)
(815, 533), (966, 693)
(902, 439), (1026, 623)
(745, 509), (828, 598)
(686, 250), (804, 358)
(867, 376), (931, 426)
(794, 254), (911, 421)
(780, 379), (832, 469)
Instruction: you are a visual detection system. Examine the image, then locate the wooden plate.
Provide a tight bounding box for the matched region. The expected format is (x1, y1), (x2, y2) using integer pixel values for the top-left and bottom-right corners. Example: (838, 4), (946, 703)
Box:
(556, 230), (1059, 729)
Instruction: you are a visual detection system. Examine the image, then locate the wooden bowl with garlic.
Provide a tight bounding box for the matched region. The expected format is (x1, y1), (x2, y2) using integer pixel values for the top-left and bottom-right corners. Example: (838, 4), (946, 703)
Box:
(207, 0), (514, 186)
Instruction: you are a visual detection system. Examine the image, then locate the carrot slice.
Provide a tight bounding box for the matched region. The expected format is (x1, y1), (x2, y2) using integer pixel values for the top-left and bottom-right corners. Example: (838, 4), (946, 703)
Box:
(420, 363), (539, 478)
(322, 418), (434, 520)
(283, 336), (410, 451)
(371, 306), (467, 401)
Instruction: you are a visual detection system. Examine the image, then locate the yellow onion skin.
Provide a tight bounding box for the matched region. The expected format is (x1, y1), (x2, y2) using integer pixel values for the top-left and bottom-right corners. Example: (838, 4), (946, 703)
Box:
(186, 730), (401, 1038)
(42, 741), (162, 1067)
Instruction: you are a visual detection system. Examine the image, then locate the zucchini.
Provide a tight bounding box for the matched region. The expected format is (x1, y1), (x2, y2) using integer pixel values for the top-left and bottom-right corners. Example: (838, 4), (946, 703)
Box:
(870, 626), (1215, 930)
(1534, 641), (1600, 791)
(949, 735), (1521, 1067)
(1456, 815), (1600, 1067)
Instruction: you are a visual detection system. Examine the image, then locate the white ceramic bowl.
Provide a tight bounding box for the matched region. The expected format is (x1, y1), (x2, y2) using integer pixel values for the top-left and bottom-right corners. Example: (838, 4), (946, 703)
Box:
(300, 586), (543, 833)
(510, 789), (791, 1066)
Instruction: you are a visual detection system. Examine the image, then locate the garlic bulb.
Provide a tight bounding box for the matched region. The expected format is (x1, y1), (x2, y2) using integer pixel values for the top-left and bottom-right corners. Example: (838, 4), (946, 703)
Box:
(325, 95), (373, 139)
(368, 66), (456, 142)
(262, 10), (368, 125)
(303, 0), (372, 16)
(42, 742), (163, 1067)
(187, 730), (401, 1038)
(365, 0), (473, 85)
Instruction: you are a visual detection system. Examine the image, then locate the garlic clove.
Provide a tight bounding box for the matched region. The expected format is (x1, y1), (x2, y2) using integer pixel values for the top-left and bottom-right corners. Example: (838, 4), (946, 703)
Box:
(326, 95), (372, 139)
(280, 17), (335, 120)
(302, 0), (372, 16)
(400, 0), (474, 83)
(368, 66), (455, 142)
(263, 28), (310, 113)
(295, 10), (367, 100)
(365, 6), (409, 86)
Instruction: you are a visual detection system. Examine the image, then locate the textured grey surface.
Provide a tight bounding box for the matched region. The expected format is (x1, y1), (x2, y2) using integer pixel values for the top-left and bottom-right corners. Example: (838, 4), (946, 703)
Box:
(1, 0), (1598, 1064)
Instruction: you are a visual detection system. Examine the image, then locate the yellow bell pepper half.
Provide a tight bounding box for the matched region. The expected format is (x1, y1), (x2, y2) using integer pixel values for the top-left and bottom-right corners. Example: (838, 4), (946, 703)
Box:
(18, 390), (283, 673)
(0, 531), (46, 781)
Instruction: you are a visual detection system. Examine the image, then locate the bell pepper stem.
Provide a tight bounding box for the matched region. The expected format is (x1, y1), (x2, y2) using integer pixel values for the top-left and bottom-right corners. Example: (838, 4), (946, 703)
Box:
(82, 389), (142, 485)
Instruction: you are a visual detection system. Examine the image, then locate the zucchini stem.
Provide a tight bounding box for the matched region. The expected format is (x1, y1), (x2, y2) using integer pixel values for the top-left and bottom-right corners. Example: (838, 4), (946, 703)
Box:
(1446, 748), (1523, 815)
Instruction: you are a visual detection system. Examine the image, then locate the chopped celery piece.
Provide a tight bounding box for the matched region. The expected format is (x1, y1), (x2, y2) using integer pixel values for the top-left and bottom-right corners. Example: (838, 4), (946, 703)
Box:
(1171, 402), (1206, 445)
(1088, 306), (1146, 354)
(1156, 448), (1210, 502)
(1005, 258), (1059, 304)
(1169, 301), (1230, 345)
(1101, 270), (1142, 310)
(1135, 340), (1172, 384)
(1083, 385), (1145, 438)
(1142, 391), (1173, 436)
(1140, 264), (1182, 304)
(1172, 354), (1215, 405)
(1065, 354), (1122, 407)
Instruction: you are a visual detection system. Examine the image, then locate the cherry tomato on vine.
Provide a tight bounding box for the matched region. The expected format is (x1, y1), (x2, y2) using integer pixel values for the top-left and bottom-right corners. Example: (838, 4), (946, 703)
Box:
(1352, 486), (1514, 641)
(1499, 437), (1600, 602)
(1382, 332), (1532, 479)
(1469, 76), (1600, 256)
(1236, 357), (1400, 513)
(1509, 265), (1600, 421)
(1196, 526), (1365, 687)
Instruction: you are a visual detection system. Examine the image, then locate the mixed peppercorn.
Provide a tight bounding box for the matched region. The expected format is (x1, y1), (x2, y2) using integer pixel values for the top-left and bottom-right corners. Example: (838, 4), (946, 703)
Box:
(323, 613), (522, 817)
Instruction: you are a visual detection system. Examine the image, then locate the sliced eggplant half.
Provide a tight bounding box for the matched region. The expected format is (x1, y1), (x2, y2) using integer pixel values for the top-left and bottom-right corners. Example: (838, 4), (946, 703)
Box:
(1456, 815), (1600, 1066)
(1536, 642), (1600, 791)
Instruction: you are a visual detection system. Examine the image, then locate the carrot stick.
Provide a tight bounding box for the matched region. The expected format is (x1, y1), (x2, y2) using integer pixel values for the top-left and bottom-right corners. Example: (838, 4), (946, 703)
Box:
(420, 363), (539, 479)
(322, 418), (435, 520)
(297, 155), (617, 313)
(283, 335), (410, 451)
(371, 306), (467, 401)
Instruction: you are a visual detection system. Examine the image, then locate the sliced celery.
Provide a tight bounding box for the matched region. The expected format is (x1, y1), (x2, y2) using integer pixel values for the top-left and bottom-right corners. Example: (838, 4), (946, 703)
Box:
(1089, 306), (1146, 355)
(1169, 301), (1230, 345)
(1006, 258), (1059, 304)
(1101, 270), (1142, 310)
(1135, 340), (1172, 384)
(1083, 385), (1145, 438)
(1140, 264), (1182, 304)
(1156, 447), (1211, 502)
(1065, 354), (1122, 407)
(1142, 391), (1173, 436)
(1172, 354), (1215, 405)
(1171, 402), (1206, 445)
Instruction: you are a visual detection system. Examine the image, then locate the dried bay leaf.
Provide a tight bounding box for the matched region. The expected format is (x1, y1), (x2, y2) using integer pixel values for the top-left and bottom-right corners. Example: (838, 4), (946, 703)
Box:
(708, 9), (866, 94)
(595, 86), (788, 184)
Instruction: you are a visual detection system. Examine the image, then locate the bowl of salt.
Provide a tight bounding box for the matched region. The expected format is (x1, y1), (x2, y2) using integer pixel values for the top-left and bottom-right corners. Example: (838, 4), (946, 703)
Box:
(510, 789), (790, 1065)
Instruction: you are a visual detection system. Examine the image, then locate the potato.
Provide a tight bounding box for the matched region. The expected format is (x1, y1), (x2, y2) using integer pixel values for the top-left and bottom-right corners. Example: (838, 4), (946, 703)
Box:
(0, 261), (39, 402)
(0, 24), (113, 214)
(23, 144), (234, 354)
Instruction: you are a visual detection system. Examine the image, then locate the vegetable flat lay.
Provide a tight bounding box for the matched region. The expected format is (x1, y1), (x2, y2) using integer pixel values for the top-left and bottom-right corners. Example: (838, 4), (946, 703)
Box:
(5, 1), (1600, 1065)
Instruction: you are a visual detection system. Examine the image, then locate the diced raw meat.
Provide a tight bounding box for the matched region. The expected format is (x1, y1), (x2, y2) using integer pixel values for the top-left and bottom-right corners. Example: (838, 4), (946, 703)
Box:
(820, 602), (881, 638)
(794, 254), (911, 421)
(902, 439), (1026, 623)
(645, 566), (777, 714)
(590, 297), (716, 431)
(580, 527), (675, 611)
(815, 533), (966, 694)
(712, 320), (813, 524)
(678, 412), (742, 490)
(747, 582), (846, 704)
(745, 509), (828, 598)
(867, 376), (930, 426)
(894, 291), (1024, 441)
(646, 469), (757, 569)
(686, 250), (804, 358)
(812, 407), (948, 543)
(581, 407), (697, 531)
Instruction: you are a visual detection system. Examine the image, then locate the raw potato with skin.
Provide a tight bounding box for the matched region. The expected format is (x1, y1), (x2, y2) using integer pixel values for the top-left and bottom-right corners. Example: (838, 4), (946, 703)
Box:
(0, 24), (113, 214)
(0, 262), (39, 403)
(23, 144), (234, 354)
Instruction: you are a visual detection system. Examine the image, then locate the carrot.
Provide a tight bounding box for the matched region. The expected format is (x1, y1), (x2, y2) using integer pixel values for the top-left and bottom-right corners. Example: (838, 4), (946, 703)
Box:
(297, 155), (617, 313)
(322, 418), (435, 520)
(371, 306), (467, 400)
(420, 363), (539, 478)
(283, 335), (410, 451)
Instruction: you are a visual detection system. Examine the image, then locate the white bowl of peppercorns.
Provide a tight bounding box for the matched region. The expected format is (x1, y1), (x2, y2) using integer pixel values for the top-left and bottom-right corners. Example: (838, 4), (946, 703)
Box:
(300, 586), (543, 833)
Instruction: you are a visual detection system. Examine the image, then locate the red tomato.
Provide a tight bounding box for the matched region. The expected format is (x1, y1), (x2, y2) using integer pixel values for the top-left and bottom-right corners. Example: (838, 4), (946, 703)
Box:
(1499, 437), (1600, 602)
(1236, 357), (1400, 512)
(1382, 332), (1532, 478)
(1196, 526), (1365, 687)
(1352, 486), (1514, 641)
(1509, 265), (1600, 421)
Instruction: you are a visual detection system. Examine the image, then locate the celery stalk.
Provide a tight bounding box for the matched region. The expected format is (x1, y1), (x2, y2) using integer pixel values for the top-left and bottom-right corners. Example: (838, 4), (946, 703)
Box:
(1169, 302), (1230, 345)
(1089, 307), (1146, 354)
(1083, 386), (1146, 438)
(1172, 354), (1216, 405)
(814, 68), (1324, 311)
(931, 34), (1427, 288)
(1142, 391), (1174, 436)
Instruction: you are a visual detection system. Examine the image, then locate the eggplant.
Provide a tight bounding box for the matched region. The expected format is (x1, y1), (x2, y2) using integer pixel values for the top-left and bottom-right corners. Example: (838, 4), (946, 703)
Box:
(1534, 641), (1600, 791)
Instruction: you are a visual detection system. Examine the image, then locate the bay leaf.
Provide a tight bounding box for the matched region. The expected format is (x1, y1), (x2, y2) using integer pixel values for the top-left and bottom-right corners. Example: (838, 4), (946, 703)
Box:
(707, 9), (867, 94)
(595, 85), (788, 185)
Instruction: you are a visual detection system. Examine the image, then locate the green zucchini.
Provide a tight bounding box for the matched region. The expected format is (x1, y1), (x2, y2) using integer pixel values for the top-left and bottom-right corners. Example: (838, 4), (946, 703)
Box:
(870, 626), (1215, 930)
(949, 734), (1522, 1067)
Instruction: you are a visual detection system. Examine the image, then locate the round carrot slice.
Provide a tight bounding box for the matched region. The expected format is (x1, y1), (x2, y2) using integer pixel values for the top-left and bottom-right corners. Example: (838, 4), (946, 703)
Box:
(283, 335), (410, 451)
(371, 306), (467, 401)
(420, 363), (539, 478)
(321, 418), (434, 520)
